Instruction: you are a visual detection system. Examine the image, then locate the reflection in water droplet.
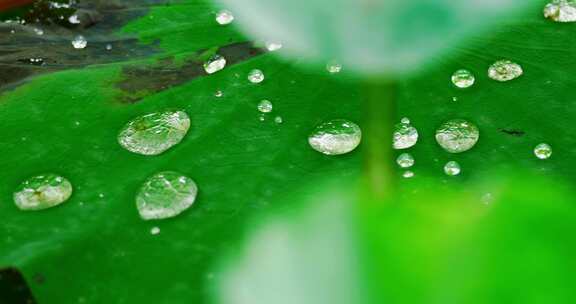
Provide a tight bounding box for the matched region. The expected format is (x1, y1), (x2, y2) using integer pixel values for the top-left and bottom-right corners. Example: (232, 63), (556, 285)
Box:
(308, 119), (362, 155)
(544, 0), (576, 22)
(435, 119), (479, 153)
(118, 111), (190, 156)
(265, 41), (283, 51)
(72, 35), (87, 49)
(444, 161), (461, 176)
(451, 69), (475, 88)
(216, 10), (235, 25)
(534, 143), (552, 159)
(14, 174), (73, 211)
(204, 55), (227, 74)
(393, 119), (418, 150)
(396, 153), (415, 168)
(403, 171), (414, 178)
(327, 62), (342, 74)
(257, 100), (273, 113)
(248, 69), (265, 83)
(136, 171), (198, 220)
(488, 60), (523, 82)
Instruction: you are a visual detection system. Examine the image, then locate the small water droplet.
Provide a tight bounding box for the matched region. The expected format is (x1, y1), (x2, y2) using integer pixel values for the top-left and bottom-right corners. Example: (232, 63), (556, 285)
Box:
(216, 10), (234, 25)
(488, 60), (523, 82)
(444, 161), (461, 176)
(396, 153), (415, 168)
(248, 69), (265, 83)
(544, 0), (576, 22)
(14, 174), (73, 211)
(204, 55), (227, 74)
(451, 69), (475, 88)
(403, 170), (415, 178)
(400, 117), (410, 124)
(33, 28), (44, 36)
(265, 41), (283, 51)
(326, 61), (342, 74)
(274, 116), (283, 124)
(452, 97), (458, 102)
(150, 226), (161, 235)
(257, 100), (273, 113)
(72, 35), (87, 49)
(68, 14), (81, 24)
(534, 143), (552, 159)
(393, 119), (418, 150)
(435, 119), (479, 153)
(136, 171), (198, 220)
(118, 110), (190, 156)
(308, 119), (362, 155)
(105, 44), (113, 51)
(98, 193), (105, 198)
(214, 90), (223, 98)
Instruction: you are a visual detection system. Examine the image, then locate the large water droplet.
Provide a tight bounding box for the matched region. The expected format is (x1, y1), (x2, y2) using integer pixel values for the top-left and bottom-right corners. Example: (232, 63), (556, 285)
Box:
(72, 35), (87, 49)
(248, 69), (265, 83)
(396, 153), (415, 168)
(534, 143), (552, 159)
(216, 10), (235, 25)
(257, 100), (273, 113)
(435, 119), (480, 153)
(308, 119), (362, 155)
(204, 55), (227, 74)
(451, 69), (475, 88)
(136, 171), (198, 220)
(118, 111), (190, 156)
(444, 161), (461, 176)
(488, 60), (523, 82)
(14, 174), (73, 211)
(393, 118), (418, 150)
(544, 0), (576, 22)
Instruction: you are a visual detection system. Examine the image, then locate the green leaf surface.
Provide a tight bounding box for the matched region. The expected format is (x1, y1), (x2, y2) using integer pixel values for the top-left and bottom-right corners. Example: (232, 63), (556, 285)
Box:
(1, 0), (575, 303)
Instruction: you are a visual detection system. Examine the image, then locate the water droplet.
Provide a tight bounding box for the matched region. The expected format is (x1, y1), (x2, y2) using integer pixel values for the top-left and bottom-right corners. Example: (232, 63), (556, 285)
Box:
(435, 119), (479, 153)
(544, 0), (576, 22)
(481, 193), (494, 205)
(452, 97), (458, 102)
(248, 69), (265, 83)
(451, 69), (475, 88)
(400, 117), (410, 124)
(72, 35), (87, 49)
(396, 153), (415, 168)
(13, 174), (73, 211)
(216, 10), (234, 25)
(534, 143), (552, 159)
(308, 119), (362, 155)
(214, 90), (223, 98)
(118, 111), (190, 156)
(105, 44), (113, 51)
(265, 41), (283, 51)
(403, 171), (415, 178)
(150, 227), (161, 235)
(274, 116), (283, 124)
(136, 171), (198, 220)
(488, 60), (523, 82)
(33, 28), (44, 36)
(393, 119), (418, 150)
(68, 14), (81, 24)
(444, 161), (461, 176)
(257, 100), (273, 113)
(204, 55), (227, 74)
(327, 61), (342, 74)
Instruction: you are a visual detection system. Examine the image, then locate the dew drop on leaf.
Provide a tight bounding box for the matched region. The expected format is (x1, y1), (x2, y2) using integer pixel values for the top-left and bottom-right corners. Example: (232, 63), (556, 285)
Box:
(150, 227), (161, 235)
(72, 35), (87, 49)
(544, 0), (576, 22)
(308, 119), (362, 155)
(216, 10), (235, 25)
(534, 143), (553, 159)
(13, 174), (73, 211)
(488, 60), (523, 82)
(393, 118), (418, 150)
(435, 119), (480, 153)
(257, 100), (273, 113)
(326, 61), (342, 74)
(118, 111), (190, 156)
(248, 69), (265, 83)
(136, 172), (198, 220)
(403, 171), (415, 178)
(444, 161), (462, 176)
(396, 153), (415, 168)
(265, 41), (283, 51)
(451, 69), (475, 88)
(204, 55), (227, 74)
